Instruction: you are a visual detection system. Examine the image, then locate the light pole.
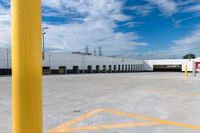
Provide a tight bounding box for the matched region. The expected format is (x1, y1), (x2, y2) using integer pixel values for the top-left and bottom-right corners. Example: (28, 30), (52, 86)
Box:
(120, 48), (125, 62)
(6, 48), (9, 68)
(42, 27), (48, 60)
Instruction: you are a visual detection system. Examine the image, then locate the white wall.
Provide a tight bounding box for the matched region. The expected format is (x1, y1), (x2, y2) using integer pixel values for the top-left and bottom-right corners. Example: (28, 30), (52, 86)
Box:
(0, 48), (144, 71)
(43, 53), (82, 69)
(42, 52), (144, 71)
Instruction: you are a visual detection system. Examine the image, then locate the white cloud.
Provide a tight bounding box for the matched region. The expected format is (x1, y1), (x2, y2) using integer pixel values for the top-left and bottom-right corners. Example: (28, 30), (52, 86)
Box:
(41, 0), (147, 55)
(0, 0), (147, 56)
(150, 0), (200, 17)
(140, 26), (200, 59)
(126, 0), (177, 17)
(44, 21), (147, 55)
(3, 0), (200, 58)
(129, 0), (200, 17)
(42, 0), (131, 22)
(182, 4), (200, 13)
(172, 26), (200, 53)
(0, 4), (10, 48)
(41, 0), (200, 57)
(147, 0), (177, 16)
(127, 4), (154, 16)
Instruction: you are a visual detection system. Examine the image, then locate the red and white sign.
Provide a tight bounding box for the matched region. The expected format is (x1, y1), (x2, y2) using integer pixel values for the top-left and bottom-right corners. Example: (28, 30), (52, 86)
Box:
(196, 62), (200, 69)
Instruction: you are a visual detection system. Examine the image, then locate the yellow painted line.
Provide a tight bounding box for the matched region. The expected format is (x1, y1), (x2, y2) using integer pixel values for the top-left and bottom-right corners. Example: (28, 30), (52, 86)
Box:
(47, 108), (104, 133)
(62, 122), (161, 133)
(104, 108), (200, 131)
(47, 108), (200, 133)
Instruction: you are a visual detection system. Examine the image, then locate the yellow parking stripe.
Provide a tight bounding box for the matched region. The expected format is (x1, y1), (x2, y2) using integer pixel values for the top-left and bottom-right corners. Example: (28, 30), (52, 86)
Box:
(63, 122), (161, 132)
(47, 109), (104, 133)
(47, 108), (200, 133)
(104, 108), (200, 131)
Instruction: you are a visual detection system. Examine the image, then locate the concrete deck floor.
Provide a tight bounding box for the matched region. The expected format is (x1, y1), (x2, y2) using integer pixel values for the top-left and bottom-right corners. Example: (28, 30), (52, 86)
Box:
(1, 72), (200, 133)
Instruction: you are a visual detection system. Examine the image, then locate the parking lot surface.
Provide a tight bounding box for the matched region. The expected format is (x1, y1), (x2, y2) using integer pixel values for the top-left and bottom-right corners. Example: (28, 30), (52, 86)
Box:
(1, 72), (200, 133)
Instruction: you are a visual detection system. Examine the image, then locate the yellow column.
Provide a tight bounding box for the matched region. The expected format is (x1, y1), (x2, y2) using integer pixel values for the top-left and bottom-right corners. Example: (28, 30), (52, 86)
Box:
(184, 65), (188, 77)
(11, 0), (42, 132)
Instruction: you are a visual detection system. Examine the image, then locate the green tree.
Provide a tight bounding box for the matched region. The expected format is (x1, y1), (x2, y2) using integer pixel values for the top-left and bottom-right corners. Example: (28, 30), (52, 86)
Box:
(183, 53), (196, 59)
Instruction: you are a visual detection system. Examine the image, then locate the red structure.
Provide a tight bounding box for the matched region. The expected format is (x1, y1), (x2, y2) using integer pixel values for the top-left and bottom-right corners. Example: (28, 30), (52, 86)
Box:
(196, 62), (200, 69)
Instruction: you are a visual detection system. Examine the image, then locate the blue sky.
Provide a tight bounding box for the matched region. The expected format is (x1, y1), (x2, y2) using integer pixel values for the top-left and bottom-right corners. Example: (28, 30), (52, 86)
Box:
(1, 0), (200, 59)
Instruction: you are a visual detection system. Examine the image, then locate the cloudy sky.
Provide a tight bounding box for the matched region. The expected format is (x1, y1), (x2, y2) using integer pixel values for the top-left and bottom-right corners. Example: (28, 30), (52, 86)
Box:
(1, 0), (200, 59)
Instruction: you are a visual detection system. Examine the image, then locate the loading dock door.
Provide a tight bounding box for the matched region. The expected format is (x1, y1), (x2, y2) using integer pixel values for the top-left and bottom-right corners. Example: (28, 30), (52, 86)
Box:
(153, 65), (182, 72)
(59, 66), (66, 74)
(122, 65), (124, 72)
(43, 67), (51, 75)
(102, 65), (106, 73)
(125, 65), (127, 72)
(113, 65), (116, 72)
(108, 65), (112, 73)
(118, 65), (121, 72)
(73, 66), (79, 74)
(0, 69), (12, 75)
(131, 65), (133, 72)
(96, 65), (100, 73)
(87, 65), (92, 73)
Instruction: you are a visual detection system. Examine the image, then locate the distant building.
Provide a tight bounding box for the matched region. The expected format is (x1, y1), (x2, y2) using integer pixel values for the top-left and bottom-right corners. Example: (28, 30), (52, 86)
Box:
(0, 48), (144, 75)
(0, 48), (200, 75)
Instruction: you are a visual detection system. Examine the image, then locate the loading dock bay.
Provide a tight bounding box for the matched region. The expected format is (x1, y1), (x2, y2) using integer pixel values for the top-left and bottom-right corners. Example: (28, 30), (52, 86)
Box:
(153, 65), (182, 72)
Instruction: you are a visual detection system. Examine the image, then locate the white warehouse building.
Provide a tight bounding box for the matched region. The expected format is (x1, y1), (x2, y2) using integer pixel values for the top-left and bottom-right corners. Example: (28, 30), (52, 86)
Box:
(0, 48), (145, 75)
(42, 52), (145, 74)
(0, 48), (200, 75)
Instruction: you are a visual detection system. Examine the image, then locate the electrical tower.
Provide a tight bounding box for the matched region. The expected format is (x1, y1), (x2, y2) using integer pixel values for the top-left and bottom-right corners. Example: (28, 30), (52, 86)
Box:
(85, 45), (89, 54)
(98, 46), (102, 56)
(94, 48), (96, 56)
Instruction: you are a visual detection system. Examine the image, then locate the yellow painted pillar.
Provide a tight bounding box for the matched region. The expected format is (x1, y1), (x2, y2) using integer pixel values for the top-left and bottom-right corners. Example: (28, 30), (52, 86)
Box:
(11, 0), (42, 132)
(184, 65), (188, 77)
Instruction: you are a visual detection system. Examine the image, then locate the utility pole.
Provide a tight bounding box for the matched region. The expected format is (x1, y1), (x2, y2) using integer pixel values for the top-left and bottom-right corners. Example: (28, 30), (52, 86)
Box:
(6, 48), (9, 68)
(42, 27), (48, 60)
(49, 53), (51, 66)
(85, 45), (89, 54)
(98, 46), (102, 56)
(94, 48), (96, 56)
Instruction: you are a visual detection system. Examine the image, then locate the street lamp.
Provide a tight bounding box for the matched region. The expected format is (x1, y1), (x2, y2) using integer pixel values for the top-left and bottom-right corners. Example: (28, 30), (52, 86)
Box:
(42, 27), (48, 60)
(6, 48), (9, 68)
